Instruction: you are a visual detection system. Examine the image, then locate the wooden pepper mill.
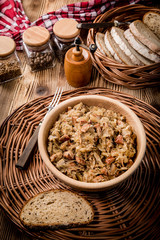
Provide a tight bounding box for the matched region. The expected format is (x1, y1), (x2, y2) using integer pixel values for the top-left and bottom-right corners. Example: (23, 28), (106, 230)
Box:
(64, 37), (95, 88)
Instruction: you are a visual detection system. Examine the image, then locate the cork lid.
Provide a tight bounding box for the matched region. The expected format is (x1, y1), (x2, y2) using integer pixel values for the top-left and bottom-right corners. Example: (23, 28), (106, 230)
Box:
(23, 26), (50, 47)
(53, 18), (80, 39)
(0, 36), (16, 57)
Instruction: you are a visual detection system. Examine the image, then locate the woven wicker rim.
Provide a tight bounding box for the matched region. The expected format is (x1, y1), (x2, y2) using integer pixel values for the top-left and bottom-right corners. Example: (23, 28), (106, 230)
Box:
(87, 4), (160, 89)
(0, 87), (160, 240)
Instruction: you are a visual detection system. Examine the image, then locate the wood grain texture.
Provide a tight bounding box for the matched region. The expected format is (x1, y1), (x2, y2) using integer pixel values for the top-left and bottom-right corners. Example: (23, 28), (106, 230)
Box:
(0, 1), (160, 240)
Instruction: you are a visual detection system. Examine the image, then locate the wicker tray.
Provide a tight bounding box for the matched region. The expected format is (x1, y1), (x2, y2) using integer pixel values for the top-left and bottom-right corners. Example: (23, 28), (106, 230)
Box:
(87, 4), (160, 89)
(0, 87), (160, 240)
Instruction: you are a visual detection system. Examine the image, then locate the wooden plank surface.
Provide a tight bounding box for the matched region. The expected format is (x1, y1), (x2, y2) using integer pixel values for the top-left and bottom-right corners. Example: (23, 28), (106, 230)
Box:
(0, 1), (160, 240)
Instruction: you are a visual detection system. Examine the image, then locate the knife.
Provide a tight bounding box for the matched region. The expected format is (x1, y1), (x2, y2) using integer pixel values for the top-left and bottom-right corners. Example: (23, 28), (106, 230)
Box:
(77, 20), (131, 29)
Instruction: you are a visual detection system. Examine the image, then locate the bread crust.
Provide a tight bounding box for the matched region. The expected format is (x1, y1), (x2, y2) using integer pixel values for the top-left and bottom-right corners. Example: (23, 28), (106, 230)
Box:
(19, 189), (94, 230)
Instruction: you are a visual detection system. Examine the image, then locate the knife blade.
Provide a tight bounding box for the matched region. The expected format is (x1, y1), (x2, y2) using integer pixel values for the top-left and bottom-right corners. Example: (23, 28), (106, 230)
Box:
(77, 20), (131, 29)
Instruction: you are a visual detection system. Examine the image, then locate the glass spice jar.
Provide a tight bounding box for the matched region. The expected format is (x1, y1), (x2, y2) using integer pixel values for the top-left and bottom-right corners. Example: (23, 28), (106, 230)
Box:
(23, 26), (56, 71)
(52, 18), (80, 62)
(0, 36), (22, 84)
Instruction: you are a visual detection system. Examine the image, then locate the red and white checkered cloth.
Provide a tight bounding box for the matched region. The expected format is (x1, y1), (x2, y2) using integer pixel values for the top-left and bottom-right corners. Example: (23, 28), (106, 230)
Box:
(0, 0), (152, 50)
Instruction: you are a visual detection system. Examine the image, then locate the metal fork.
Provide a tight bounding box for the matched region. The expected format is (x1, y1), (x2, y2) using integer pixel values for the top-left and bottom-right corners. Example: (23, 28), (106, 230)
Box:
(15, 87), (63, 170)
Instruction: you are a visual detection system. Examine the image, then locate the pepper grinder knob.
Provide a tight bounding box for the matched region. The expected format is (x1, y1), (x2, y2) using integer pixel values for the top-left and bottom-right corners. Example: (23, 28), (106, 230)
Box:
(72, 36), (84, 61)
(74, 36), (81, 51)
(72, 47), (84, 62)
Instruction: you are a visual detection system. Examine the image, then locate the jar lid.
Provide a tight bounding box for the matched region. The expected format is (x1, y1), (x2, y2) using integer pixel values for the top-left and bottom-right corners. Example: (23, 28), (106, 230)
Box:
(23, 26), (50, 47)
(0, 36), (16, 57)
(53, 18), (80, 39)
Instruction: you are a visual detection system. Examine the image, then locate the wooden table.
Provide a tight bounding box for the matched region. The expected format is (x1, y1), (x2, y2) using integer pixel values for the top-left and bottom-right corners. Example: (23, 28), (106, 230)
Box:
(0, 1), (160, 239)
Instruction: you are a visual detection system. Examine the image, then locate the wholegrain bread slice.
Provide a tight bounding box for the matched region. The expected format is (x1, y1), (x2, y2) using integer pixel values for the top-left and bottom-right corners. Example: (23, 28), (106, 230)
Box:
(104, 31), (123, 63)
(111, 27), (144, 66)
(124, 29), (159, 64)
(95, 32), (113, 59)
(20, 190), (94, 230)
(143, 11), (160, 39)
(129, 20), (160, 54)
(105, 30), (134, 65)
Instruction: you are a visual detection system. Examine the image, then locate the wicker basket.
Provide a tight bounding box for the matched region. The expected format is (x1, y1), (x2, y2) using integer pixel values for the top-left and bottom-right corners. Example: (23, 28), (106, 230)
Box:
(87, 4), (160, 89)
(0, 87), (160, 239)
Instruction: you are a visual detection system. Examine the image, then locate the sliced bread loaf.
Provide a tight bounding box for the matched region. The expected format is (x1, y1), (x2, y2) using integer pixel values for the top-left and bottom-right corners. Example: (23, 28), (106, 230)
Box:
(111, 27), (145, 66)
(129, 20), (160, 54)
(105, 30), (134, 65)
(143, 11), (160, 39)
(20, 190), (94, 230)
(95, 32), (113, 59)
(104, 31), (123, 63)
(124, 29), (159, 64)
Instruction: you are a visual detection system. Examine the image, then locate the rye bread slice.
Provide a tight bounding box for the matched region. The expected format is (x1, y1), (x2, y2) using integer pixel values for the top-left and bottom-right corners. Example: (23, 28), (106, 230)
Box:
(143, 11), (160, 39)
(124, 29), (159, 64)
(105, 30), (133, 65)
(104, 30), (123, 63)
(95, 32), (113, 59)
(129, 20), (160, 54)
(20, 189), (94, 230)
(111, 27), (144, 66)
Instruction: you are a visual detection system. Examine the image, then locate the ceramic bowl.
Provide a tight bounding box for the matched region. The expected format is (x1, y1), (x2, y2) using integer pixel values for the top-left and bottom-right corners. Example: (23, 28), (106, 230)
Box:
(38, 95), (146, 191)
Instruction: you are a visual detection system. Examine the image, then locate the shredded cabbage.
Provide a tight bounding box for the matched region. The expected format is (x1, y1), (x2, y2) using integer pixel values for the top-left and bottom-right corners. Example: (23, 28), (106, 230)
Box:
(47, 102), (137, 183)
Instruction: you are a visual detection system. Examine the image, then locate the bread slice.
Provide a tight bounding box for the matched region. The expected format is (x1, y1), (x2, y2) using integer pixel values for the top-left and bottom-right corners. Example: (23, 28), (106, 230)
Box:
(129, 20), (160, 54)
(20, 190), (94, 230)
(111, 27), (145, 66)
(95, 32), (113, 59)
(104, 31), (123, 63)
(105, 30), (134, 65)
(143, 11), (160, 39)
(124, 29), (159, 64)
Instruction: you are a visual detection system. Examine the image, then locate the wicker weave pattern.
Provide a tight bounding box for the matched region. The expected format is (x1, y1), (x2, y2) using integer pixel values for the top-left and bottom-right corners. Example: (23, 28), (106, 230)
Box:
(87, 5), (160, 89)
(0, 87), (160, 240)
